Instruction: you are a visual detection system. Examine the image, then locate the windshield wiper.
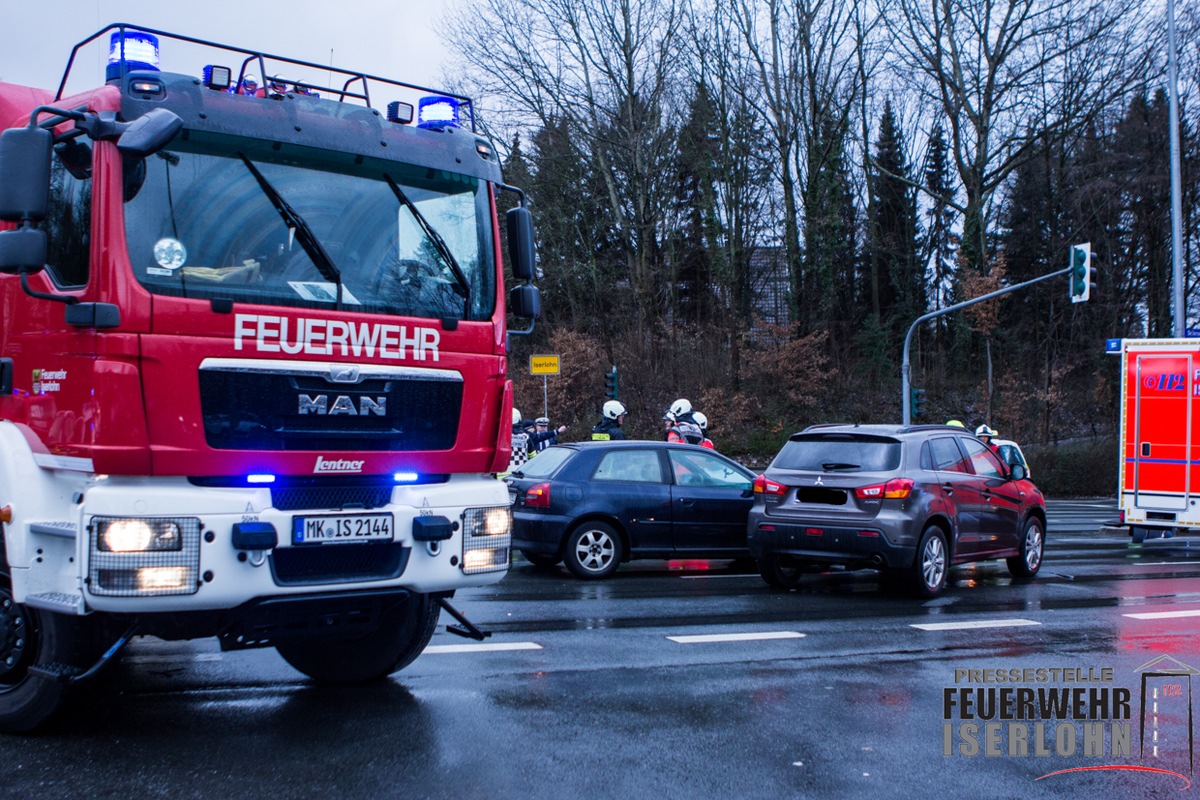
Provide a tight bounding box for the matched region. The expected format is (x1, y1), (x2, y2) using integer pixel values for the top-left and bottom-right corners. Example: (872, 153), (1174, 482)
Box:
(383, 173), (471, 307)
(239, 154), (343, 308)
(821, 462), (860, 471)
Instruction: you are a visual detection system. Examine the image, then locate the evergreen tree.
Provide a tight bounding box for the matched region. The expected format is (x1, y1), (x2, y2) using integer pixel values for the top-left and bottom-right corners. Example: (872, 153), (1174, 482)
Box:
(868, 102), (923, 343)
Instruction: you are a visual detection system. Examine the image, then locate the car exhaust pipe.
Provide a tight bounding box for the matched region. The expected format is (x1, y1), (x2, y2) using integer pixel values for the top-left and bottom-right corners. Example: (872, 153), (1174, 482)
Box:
(869, 553), (885, 568)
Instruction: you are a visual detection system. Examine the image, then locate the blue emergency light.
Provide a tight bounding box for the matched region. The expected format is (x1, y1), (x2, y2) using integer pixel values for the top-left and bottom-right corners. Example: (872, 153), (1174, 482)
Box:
(106, 30), (160, 83)
(393, 471), (419, 483)
(417, 95), (460, 130)
(246, 474), (277, 484)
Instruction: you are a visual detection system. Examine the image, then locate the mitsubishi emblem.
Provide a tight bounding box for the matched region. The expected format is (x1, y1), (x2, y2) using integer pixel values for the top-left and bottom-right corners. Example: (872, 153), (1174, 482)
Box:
(814, 476), (824, 485)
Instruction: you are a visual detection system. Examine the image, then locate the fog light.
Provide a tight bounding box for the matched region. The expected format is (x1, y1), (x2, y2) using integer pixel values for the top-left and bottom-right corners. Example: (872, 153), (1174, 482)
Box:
(461, 505), (511, 575)
(463, 548), (506, 572)
(137, 566), (190, 592)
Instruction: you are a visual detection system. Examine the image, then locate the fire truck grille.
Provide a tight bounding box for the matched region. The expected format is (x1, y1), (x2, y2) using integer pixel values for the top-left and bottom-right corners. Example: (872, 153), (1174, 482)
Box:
(271, 486), (393, 512)
(270, 543), (410, 585)
(198, 368), (462, 451)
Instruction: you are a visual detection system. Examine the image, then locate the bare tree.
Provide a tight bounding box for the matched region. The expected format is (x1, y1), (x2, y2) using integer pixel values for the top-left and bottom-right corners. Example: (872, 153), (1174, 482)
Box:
(883, 0), (1161, 274)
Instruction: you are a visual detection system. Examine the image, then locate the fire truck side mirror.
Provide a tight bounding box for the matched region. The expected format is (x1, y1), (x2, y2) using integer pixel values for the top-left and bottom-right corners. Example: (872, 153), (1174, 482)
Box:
(0, 126), (53, 223)
(0, 228), (47, 275)
(506, 206), (536, 281)
(115, 108), (183, 159)
(509, 284), (541, 320)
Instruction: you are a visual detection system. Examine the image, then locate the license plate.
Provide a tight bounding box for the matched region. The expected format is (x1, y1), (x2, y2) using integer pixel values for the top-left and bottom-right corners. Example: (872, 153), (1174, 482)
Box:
(292, 513), (394, 545)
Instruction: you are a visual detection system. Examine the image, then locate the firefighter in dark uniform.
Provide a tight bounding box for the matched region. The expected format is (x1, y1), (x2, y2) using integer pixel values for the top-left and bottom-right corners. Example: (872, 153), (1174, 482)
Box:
(591, 400), (627, 440)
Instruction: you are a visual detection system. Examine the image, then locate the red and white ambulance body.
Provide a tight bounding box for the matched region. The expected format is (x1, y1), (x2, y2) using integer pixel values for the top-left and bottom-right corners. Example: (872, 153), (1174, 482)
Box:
(1118, 338), (1200, 542)
(0, 25), (540, 731)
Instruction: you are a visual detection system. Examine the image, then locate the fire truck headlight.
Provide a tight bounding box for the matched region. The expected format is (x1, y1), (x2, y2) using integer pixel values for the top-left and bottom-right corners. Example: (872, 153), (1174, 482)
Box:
(97, 519), (182, 552)
(460, 506), (511, 575)
(90, 517), (201, 597)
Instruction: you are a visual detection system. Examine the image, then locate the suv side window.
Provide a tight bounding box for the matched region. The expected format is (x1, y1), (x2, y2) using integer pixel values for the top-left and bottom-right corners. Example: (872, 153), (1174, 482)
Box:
(961, 437), (1006, 479)
(929, 437), (970, 473)
(593, 450), (664, 483)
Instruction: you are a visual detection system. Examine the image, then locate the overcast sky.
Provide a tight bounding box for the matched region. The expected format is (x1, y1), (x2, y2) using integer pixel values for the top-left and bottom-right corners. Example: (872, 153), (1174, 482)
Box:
(2, 0), (460, 95)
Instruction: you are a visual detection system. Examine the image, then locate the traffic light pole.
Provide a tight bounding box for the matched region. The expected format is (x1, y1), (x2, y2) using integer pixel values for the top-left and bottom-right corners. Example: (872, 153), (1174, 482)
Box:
(902, 265), (1071, 425)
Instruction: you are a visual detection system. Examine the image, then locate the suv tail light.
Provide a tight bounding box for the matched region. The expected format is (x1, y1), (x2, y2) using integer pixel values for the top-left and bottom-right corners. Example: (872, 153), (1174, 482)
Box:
(524, 482), (551, 507)
(855, 478), (914, 500)
(753, 474), (787, 496)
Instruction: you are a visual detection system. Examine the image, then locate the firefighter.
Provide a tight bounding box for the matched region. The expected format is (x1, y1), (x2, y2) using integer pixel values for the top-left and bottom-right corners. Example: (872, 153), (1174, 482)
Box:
(665, 398), (704, 445)
(592, 400), (627, 441)
(693, 411), (715, 450)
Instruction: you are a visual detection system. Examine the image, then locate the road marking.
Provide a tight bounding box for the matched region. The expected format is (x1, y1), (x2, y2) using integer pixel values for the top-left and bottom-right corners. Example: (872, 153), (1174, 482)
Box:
(911, 618), (1041, 631)
(124, 653), (224, 664)
(680, 573), (755, 580)
(667, 631), (806, 644)
(1129, 562), (1200, 567)
(423, 642), (543, 654)
(1123, 609), (1200, 620)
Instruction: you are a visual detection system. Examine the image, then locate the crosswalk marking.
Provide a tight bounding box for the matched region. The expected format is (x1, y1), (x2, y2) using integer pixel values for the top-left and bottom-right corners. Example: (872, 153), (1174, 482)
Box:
(667, 631), (806, 644)
(911, 618), (1041, 631)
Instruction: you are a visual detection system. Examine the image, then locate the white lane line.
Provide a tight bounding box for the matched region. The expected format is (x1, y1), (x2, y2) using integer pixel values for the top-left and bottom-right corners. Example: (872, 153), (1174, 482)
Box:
(1123, 609), (1200, 620)
(423, 642), (543, 654)
(668, 631), (806, 644)
(680, 573), (755, 580)
(1129, 562), (1200, 567)
(124, 653), (224, 664)
(911, 619), (1041, 631)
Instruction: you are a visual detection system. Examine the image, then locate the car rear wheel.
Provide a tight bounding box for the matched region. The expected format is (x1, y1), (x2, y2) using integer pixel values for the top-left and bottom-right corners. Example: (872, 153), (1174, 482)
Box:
(275, 592), (441, 684)
(564, 522), (622, 579)
(1007, 518), (1044, 578)
(757, 554), (808, 590)
(910, 526), (948, 597)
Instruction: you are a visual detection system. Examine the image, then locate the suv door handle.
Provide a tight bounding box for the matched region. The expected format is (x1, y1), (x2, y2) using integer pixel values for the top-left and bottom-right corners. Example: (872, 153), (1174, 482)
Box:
(942, 483), (954, 495)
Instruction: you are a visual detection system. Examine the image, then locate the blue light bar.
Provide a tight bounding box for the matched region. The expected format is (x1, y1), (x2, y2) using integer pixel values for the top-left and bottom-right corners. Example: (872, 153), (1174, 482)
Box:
(393, 471), (419, 483)
(247, 474), (276, 484)
(417, 95), (460, 130)
(106, 30), (160, 83)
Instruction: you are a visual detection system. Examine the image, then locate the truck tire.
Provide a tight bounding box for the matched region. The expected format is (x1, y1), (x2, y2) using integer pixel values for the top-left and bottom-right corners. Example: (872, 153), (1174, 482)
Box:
(0, 560), (95, 733)
(275, 592), (441, 684)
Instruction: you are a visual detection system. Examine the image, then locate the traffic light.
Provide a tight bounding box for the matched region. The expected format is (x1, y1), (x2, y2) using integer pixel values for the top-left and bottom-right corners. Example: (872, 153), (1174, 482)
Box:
(1069, 242), (1094, 303)
(604, 366), (619, 400)
(911, 387), (926, 419)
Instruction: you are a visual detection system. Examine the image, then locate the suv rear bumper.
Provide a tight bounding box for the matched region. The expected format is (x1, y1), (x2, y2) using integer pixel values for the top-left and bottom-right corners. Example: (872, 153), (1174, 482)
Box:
(747, 517), (916, 570)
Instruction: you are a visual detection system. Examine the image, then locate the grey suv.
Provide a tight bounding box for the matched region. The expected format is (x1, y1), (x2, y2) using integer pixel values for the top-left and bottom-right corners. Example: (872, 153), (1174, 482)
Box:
(746, 424), (1045, 597)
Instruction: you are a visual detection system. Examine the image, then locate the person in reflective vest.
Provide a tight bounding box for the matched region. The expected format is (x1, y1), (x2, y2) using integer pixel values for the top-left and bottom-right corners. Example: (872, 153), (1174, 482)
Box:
(591, 400), (627, 440)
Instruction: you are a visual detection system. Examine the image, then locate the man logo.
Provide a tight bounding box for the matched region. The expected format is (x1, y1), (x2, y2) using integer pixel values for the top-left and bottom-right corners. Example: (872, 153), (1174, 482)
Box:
(298, 394), (386, 416)
(329, 366), (360, 383)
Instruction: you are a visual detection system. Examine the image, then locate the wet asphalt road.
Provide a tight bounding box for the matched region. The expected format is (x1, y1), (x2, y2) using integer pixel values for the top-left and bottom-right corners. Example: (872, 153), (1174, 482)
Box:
(5, 498), (1200, 799)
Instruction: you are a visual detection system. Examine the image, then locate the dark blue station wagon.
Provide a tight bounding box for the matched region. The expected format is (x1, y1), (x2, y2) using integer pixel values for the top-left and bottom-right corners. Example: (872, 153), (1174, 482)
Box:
(506, 441), (757, 579)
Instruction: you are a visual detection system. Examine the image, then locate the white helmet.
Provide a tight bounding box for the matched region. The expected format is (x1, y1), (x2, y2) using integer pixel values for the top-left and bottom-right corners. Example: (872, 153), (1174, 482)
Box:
(512, 408), (522, 426)
(603, 400), (627, 420)
(693, 411), (708, 430)
(975, 424), (998, 439)
(669, 398), (692, 417)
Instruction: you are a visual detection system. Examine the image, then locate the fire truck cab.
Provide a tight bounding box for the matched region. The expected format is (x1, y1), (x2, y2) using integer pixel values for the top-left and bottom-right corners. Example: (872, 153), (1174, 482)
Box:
(0, 25), (539, 732)
(1118, 338), (1199, 542)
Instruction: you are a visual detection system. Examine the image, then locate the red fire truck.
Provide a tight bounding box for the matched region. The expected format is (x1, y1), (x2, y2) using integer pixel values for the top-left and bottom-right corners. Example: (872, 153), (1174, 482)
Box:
(1118, 338), (1199, 542)
(0, 25), (540, 732)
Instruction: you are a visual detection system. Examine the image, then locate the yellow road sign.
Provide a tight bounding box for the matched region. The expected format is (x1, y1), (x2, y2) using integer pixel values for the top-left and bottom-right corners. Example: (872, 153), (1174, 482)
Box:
(530, 355), (560, 375)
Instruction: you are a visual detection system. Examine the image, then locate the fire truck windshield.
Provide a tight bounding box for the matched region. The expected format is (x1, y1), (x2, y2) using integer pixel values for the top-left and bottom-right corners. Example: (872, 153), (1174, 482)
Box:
(122, 134), (495, 321)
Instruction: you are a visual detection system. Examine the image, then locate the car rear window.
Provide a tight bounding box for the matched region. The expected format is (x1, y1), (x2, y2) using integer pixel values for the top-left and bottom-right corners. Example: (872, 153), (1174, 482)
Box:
(772, 435), (901, 472)
(514, 446), (574, 478)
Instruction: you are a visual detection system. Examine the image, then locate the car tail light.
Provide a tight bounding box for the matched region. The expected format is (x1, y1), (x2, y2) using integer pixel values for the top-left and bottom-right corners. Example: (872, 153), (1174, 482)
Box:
(524, 482), (551, 507)
(855, 478), (914, 500)
(753, 474), (787, 496)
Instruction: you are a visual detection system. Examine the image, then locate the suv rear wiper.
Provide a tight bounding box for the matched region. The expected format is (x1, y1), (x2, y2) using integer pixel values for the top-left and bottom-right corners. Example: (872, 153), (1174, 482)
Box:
(383, 173), (471, 308)
(821, 462), (860, 471)
(239, 154), (343, 308)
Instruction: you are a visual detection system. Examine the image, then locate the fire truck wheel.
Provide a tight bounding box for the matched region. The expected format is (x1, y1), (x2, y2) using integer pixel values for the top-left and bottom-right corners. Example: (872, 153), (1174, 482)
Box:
(274, 591), (441, 684)
(1006, 517), (1044, 578)
(0, 570), (93, 733)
